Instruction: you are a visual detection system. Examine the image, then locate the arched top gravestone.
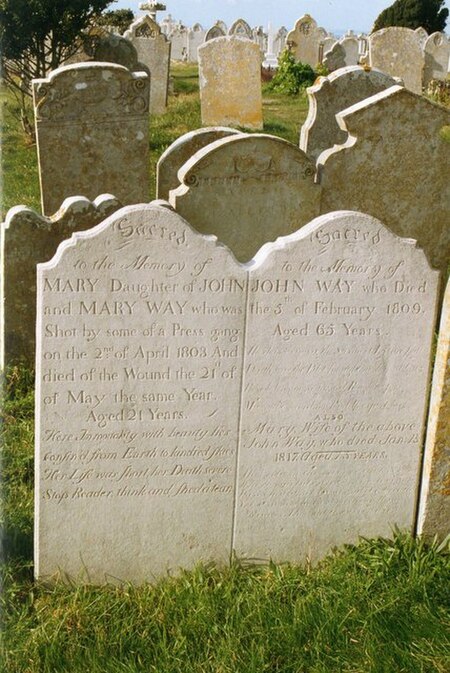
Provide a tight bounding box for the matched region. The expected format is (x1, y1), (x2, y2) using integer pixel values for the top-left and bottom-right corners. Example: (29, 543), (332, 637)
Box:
(369, 27), (424, 95)
(205, 24), (226, 41)
(228, 19), (252, 39)
(423, 32), (450, 87)
(34, 204), (440, 582)
(169, 134), (321, 262)
(286, 14), (327, 67)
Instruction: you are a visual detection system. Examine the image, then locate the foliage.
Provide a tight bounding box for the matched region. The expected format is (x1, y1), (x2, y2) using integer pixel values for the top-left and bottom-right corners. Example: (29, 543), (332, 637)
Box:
(373, 0), (448, 33)
(95, 8), (134, 34)
(267, 49), (316, 96)
(0, 0), (113, 133)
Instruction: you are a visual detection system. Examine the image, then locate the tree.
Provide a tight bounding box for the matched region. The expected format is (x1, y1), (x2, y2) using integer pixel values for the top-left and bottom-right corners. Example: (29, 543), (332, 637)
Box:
(0, 0), (113, 134)
(373, 0), (448, 33)
(96, 8), (134, 34)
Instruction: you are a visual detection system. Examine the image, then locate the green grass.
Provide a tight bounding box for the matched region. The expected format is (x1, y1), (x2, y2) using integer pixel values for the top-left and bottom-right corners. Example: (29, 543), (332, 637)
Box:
(1, 366), (450, 672)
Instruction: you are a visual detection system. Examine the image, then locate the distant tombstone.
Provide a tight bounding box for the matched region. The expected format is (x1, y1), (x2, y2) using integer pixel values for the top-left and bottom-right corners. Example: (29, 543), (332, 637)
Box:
(198, 36), (263, 130)
(233, 211), (439, 562)
(168, 25), (188, 60)
(205, 23), (226, 42)
(32, 63), (150, 216)
(323, 36), (359, 71)
(156, 127), (241, 200)
(286, 14), (326, 67)
(369, 27), (424, 94)
(319, 37), (336, 63)
(318, 85), (450, 274)
(423, 32), (450, 87)
(274, 27), (288, 56)
(300, 66), (401, 161)
(169, 134), (321, 262)
(35, 203), (246, 583)
(124, 15), (171, 114)
(417, 277), (450, 541)
(0, 195), (121, 367)
(228, 19), (252, 40)
(35, 206), (440, 582)
(415, 26), (429, 47)
(187, 24), (206, 62)
(83, 28), (146, 73)
(253, 26), (266, 56)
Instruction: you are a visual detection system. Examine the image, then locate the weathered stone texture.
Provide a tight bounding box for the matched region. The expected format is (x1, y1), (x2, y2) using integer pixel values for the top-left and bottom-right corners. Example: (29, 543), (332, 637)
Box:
(169, 134), (321, 262)
(124, 16), (171, 114)
(318, 86), (450, 275)
(300, 66), (401, 161)
(198, 36), (263, 130)
(369, 27), (424, 94)
(156, 127), (241, 200)
(286, 15), (326, 68)
(0, 195), (121, 367)
(228, 19), (252, 39)
(33, 63), (150, 215)
(417, 278), (450, 541)
(423, 32), (450, 87)
(323, 37), (359, 71)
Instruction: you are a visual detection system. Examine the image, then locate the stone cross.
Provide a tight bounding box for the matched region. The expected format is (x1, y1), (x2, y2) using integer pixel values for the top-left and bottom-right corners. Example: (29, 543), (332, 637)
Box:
(139, 1), (166, 21)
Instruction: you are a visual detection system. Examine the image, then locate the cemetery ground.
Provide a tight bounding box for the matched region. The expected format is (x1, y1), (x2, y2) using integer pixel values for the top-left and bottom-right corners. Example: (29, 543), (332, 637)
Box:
(1, 64), (450, 672)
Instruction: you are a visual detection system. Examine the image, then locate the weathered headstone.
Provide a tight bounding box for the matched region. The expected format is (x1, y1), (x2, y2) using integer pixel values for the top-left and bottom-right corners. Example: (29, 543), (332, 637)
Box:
(369, 27), (424, 95)
(205, 23), (226, 42)
(33, 63), (150, 216)
(234, 210), (439, 562)
(81, 27), (148, 73)
(169, 134), (321, 262)
(323, 36), (359, 71)
(300, 66), (401, 161)
(156, 127), (241, 201)
(423, 32), (450, 87)
(286, 15), (326, 68)
(187, 24), (206, 62)
(273, 27), (288, 56)
(35, 203), (246, 583)
(124, 15), (171, 114)
(228, 19), (252, 40)
(198, 36), (263, 130)
(318, 85), (450, 275)
(35, 205), (440, 581)
(417, 277), (450, 541)
(1, 195), (122, 367)
(168, 24), (188, 61)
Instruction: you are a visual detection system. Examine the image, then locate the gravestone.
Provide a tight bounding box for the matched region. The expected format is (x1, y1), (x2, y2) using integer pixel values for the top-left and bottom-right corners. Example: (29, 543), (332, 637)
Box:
(318, 85), (450, 275)
(323, 36), (359, 71)
(286, 15), (326, 68)
(228, 19), (252, 40)
(369, 27), (424, 95)
(205, 23), (226, 42)
(187, 24), (206, 62)
(198, 36), (263, 130)
(274, 27), (288, 56)
(35, 205), (439, 581)
(168, 24), (188, 61)
(423, 32), (450, 87)
(35, 203), (246, 583)
(300, 66), (401, 161)
(81, 28), (148, 73)
(415, 26), (429, 47)
(169, 134), (321, 262)
(124, 15), (171, 114)
(1, 195), (121, 367)
(417, 277), (450, 541)
(156, 127), (241, 201)
(33, 63), (150, 216)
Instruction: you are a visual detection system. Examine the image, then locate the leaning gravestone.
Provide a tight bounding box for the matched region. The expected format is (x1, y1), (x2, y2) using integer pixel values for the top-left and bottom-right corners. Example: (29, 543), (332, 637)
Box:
(124, 15), (171, 115)
(33, 63), (150, 216)
(300, 66), (401, 161)
(417, 277), (450, 541)
(35, 205), (439, 582)
(423, 32), (450, 87)
(318, 85), (450, 275)
(369, 27), (424, 95)
(169, 134), (321, 262)
(323, 36), (360, 71)
(286, 15), (326, 68)
(1, 195), (122, 367)
(198, 36), (263, 130)
(156, 127), (241, 201)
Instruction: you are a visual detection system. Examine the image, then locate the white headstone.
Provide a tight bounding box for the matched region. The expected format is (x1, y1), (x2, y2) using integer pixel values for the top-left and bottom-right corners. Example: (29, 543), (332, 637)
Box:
(369, 27), (424, 95)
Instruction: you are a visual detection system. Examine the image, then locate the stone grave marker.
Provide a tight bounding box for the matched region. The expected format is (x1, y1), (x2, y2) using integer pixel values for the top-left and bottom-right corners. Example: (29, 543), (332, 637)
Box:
(124, 15), (171, 114)
(205, 23), (226, 42)
(234, 210), (439, 562)
(423, 32), (450, 87)
(300, 66), (401, 161)
(417, 277), (450, 541)
(80, 27), (148, 74)
(274, 27), (288, 56)
(33, 63), (150, 216)
(228, 19), (253, 40)
(1, 195), (122, 368)
(323, 36), (359, 71)
(369, 27), (424, 95)
(35, 205), (440, 581)
(156, 127), (241, 201)
(198, 36), (263, 130)
(187, 24), (206, 62)
(317, 85), (450, 276)
(286, 15), (326, 68)
(35, 203), (246, 583)
(169, 134), (321, 262)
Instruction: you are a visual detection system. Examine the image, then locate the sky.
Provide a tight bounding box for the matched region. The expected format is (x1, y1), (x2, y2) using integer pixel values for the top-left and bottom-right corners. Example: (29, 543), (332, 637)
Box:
(114, 0), (450, 35)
